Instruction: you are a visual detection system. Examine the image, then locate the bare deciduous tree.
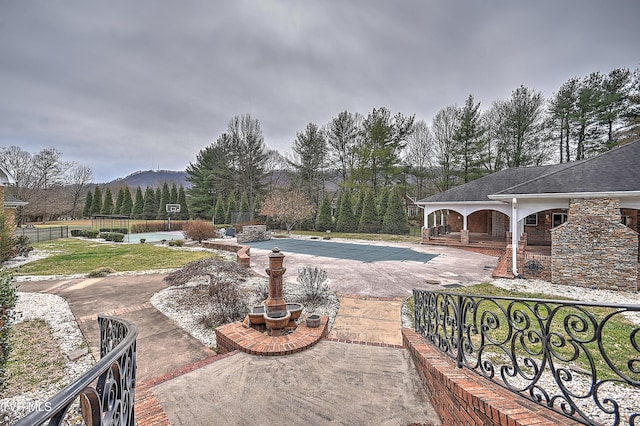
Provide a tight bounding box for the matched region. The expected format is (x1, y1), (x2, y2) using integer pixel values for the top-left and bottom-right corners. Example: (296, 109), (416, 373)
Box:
(259, 190), (316, 233)
(67, 163), (94, 219)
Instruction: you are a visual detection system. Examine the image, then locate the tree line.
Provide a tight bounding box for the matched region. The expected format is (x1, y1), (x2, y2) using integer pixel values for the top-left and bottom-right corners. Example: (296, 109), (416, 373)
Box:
(187, 67), (638, 233)
(3, 66), (638, 231)
(82, 182), (190, 221)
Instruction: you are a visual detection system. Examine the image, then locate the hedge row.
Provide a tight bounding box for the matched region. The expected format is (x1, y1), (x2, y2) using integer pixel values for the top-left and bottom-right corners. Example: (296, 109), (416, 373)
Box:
(99, 228), (129, 234)
(71, 229), (101, 238)
(99, 232), (125, 242)
(130, 221), (187, 233)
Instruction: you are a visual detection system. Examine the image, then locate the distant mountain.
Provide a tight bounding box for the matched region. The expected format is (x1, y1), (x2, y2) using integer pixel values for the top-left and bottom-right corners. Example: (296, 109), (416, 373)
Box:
(101, 168), (340, 193)
(106, 170), (190, 189)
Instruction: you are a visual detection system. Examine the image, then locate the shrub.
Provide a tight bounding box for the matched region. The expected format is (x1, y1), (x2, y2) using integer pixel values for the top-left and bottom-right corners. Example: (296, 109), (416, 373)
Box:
(139, 238), (146, 244)
(84, 230), (100, 238)
(14, 236), (33, 257)
(296, 266), (330, 304)
(112, 233), (125, 242)
(168, 239), (184, 247)
(87, 267), (116, 278)
(70, 229), (83, 237)
(182, 221), (217, 243)
(164, 257), (250, 287)
(199, 275), (248, 327)
(0, 215), (14, 262)
(0, 269), (17, 393)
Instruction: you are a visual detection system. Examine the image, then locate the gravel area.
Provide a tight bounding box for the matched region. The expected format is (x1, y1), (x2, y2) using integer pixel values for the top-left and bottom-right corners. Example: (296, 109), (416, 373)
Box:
(0, 292), (95, 425)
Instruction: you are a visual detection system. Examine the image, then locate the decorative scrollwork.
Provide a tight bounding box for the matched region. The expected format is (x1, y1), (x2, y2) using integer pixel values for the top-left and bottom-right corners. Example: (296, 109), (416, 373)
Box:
(414, 289), (640, 426)
(15, 316), (138, 426)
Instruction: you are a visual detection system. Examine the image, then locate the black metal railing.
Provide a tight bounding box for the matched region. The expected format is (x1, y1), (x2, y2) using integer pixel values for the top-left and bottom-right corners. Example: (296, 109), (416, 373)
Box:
(15, 226), (69, 243)
(15, 316), (137, 426)
(413, 289), (640, 426)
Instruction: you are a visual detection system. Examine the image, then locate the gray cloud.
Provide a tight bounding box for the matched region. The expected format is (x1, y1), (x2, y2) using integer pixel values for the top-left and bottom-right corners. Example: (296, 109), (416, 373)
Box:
(1, 0), (639, 182)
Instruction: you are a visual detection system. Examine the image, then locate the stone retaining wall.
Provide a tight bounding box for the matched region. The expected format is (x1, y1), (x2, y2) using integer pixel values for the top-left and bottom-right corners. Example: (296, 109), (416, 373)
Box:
(236, 225), (270, 243)
(402, 328), (582, 426)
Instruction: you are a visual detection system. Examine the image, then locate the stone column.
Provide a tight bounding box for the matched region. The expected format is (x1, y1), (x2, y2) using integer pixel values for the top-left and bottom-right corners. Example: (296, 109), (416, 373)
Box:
(460, 229), (469, 245)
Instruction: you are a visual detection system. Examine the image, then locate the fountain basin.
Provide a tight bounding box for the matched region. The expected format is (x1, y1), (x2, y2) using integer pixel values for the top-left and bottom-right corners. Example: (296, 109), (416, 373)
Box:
(264, 310), (291, 330)
(286, 303), (303, 320)
(248, 305), (266, 325)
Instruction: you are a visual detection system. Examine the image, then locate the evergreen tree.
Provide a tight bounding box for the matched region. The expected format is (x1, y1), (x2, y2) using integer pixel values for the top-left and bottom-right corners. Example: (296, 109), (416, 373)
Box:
(382, 187), (409, 234)
(239, 192), (250, 222)
(335, 191), (357, 232)
(288, 122), (327, 206)
(358, 189), (380, 233)
(353, 190), (365, 223)
(376, 188), (389, 225)
(101, 187), (114, 215)
(315, 193), (333, 231)
(177, 185), (189, 220)
(142, 186), (157, 220)
(90, 187), (102, 216)
(453, 94), (486, 183)
(214, 194), (226, 225)
(226, 195), (237, 224)
(114, 188), (125, 215)
(157, 182), (171, 220)
(132, 187), (144, 219)
(170, 183), (178, 204)
(121, 187), (133, 216)
(83, 191), (93, 218)
(333, 191), (342, 223)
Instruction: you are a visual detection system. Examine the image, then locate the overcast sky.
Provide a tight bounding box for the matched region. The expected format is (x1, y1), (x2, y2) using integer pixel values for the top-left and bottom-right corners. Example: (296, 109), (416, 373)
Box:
(1, 1), (639, 183)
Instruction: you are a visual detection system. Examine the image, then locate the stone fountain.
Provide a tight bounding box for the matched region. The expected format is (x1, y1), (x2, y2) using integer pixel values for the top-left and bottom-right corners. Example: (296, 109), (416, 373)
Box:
(247, 248), (303, 331)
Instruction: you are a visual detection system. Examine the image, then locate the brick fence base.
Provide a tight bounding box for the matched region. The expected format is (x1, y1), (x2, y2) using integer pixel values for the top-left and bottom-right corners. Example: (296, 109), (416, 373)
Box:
(402, 329), (582, 426)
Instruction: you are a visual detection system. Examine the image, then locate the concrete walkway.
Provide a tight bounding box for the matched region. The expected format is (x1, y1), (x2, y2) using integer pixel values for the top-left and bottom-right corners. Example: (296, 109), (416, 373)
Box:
(17, 242), (498, 425)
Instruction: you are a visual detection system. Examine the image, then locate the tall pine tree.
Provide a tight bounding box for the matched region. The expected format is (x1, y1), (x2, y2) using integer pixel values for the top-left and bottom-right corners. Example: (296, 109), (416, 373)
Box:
(132, 187), (144, 219)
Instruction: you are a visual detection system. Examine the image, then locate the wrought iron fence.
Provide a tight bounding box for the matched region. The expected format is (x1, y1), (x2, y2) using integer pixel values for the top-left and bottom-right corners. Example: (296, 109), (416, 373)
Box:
(522, 253), (551, 279)
(413, 289), (640, 426)
(15, 316), (138, 426)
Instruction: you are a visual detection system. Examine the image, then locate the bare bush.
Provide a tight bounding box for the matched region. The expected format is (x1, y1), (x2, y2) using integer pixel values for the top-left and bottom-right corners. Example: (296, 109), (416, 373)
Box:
(182, 220), (217, 242)
(199, 274), (248, 328)
(164, 258), (250, 287)
(296, 266), (330, 304)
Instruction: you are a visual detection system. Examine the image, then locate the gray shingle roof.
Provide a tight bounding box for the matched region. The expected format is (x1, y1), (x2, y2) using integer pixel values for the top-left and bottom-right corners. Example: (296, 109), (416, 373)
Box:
(418, 163), (572, 203)
(495, 139), (640, 195)
(418, 140), (640, 203)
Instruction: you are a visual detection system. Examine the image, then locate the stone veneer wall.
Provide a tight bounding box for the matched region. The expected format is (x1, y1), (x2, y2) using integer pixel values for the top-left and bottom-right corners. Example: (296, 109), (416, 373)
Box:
(551, 198), (638, 291)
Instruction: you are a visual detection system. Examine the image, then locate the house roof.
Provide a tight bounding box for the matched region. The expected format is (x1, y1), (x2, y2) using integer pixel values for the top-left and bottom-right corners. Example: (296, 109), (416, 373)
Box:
(417, 163), (572, 203)
(417, 139), (640, 203)
(4, 194), (27, 207)
(493, 139), (640, 197)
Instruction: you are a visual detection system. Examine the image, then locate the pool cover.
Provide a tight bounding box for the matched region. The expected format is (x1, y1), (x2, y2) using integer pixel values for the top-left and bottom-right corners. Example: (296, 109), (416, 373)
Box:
(246, 238), (437, 263)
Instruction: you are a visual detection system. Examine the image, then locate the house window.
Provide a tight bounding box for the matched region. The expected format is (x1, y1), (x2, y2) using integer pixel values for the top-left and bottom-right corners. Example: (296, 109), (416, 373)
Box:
(553, 213), (568, 227)
(525, 214), (538, 226)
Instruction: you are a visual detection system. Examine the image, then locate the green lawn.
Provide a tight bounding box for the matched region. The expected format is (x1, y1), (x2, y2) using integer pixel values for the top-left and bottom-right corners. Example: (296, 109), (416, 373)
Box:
(13, 238), (220, 276)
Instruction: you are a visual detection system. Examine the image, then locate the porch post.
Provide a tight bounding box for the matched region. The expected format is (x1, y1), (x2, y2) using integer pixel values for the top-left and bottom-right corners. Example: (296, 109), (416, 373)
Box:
(511, 198), (519, 277)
